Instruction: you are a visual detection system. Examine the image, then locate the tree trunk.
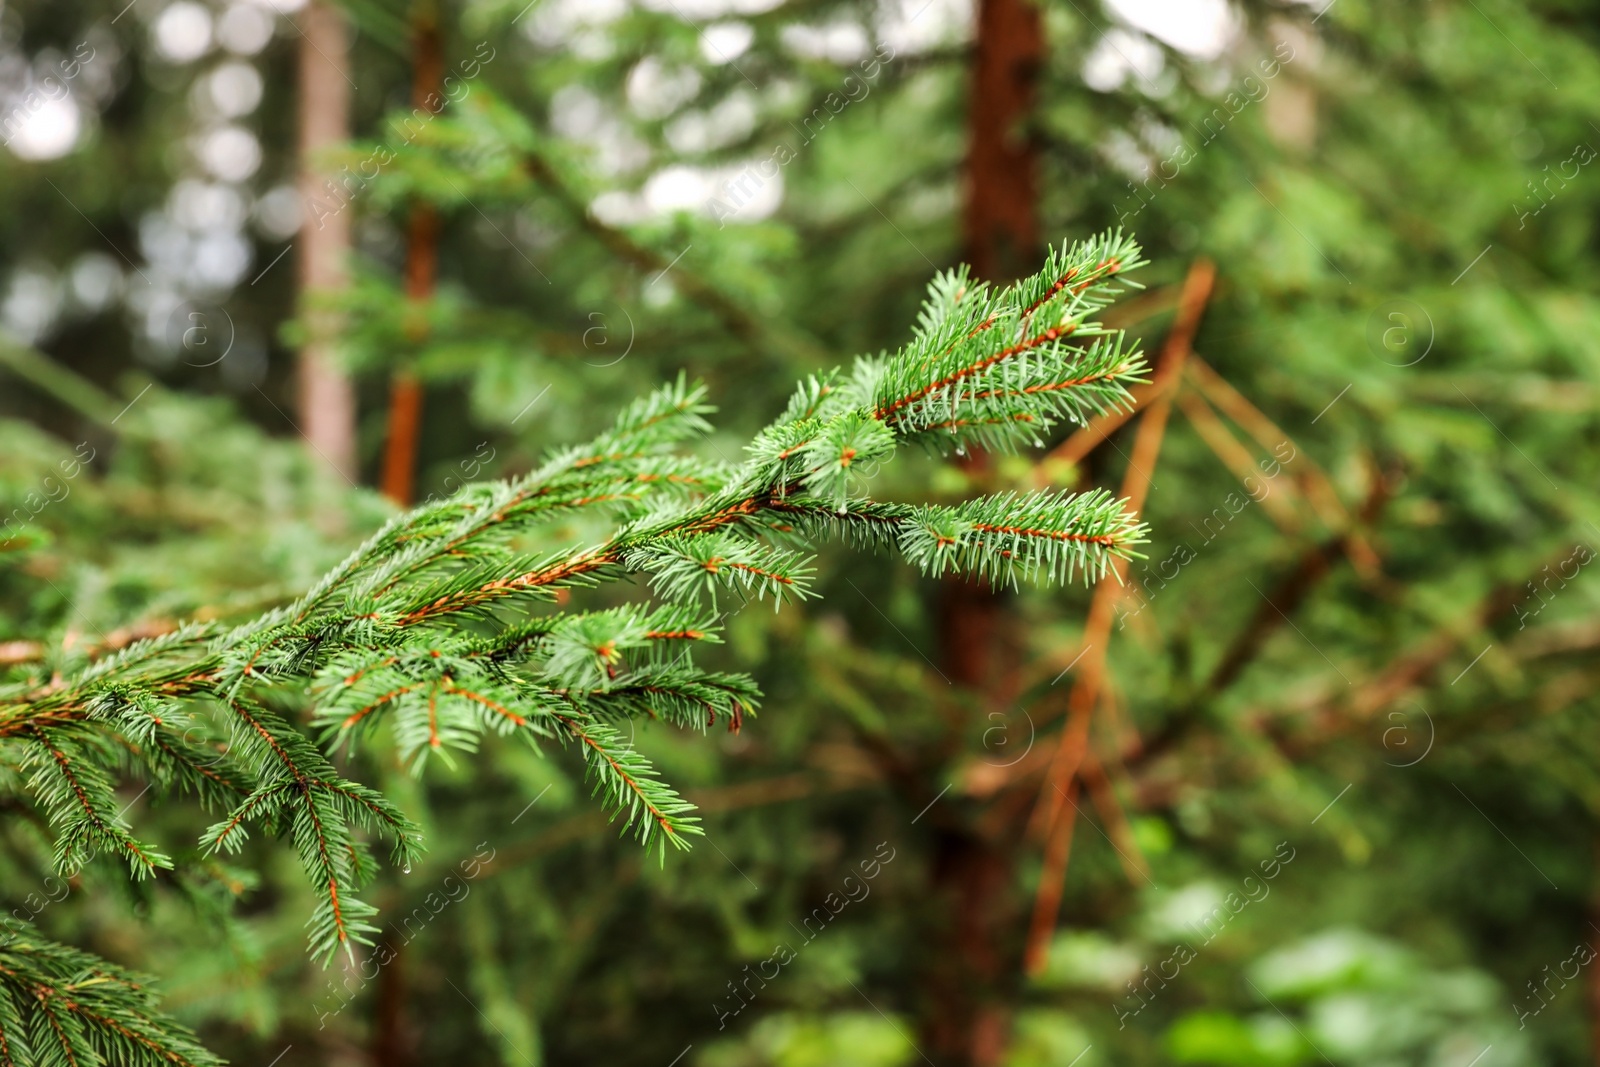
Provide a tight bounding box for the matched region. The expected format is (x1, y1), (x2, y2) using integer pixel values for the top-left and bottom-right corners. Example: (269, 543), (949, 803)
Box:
(921, 0), (1043, 1063)
(370, 942), (410, 1067)
(379, 1), (443, 506)
(295, 0), (358, 482)
(963, 0), (1042, 283)
(1590, 839), (1600, 1067)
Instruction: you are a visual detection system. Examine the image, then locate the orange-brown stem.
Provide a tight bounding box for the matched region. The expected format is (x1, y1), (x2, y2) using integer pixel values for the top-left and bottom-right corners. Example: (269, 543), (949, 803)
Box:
(379, 8), (443, 507)
(1021, 258), (1215, 976)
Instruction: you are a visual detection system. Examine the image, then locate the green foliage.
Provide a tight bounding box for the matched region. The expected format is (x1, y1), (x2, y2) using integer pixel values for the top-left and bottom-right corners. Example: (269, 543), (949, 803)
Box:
(0, 917), (220, 1067)
(0, 236), (1147, 1062)
(702, 1012), (914, 1067)
(1160, 929), (1533, 1066)
(9, 0), (1600, 1063)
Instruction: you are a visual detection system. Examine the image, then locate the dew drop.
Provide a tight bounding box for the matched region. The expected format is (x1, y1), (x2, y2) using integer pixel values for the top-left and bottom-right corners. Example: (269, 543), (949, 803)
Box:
(955, 446), (966, 456)
(402, 864), (412, 874)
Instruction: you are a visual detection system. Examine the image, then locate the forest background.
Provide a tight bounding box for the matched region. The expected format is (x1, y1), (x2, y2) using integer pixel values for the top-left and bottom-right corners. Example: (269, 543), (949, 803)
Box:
(2, 0), (1599, 1065)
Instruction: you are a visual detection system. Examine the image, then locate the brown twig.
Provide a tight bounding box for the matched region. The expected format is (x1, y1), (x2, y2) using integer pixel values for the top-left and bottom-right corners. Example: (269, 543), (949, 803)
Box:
(1192, 460), (1389, 704)
(1, 618), (187, 668)
(1100, 282), (1181, 332)
(1020, 258), (1215, 974)
(1032, 278), (1205, 480)
(1185, 358), (1380, 578)
(1022, 776), (1080, 968)
(1082, 744), (1151, 887)
(1035, 382), (1161, 476)
(1202, 548), (1600, 784)
(1339, 560), (1537, 722)
(1175, 387), (1306, 537)
(0, 641), (44, 667)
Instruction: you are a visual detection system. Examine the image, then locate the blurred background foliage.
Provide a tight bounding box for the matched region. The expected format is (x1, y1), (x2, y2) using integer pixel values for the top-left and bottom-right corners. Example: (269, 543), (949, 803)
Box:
(2, 0), (1599, 1064)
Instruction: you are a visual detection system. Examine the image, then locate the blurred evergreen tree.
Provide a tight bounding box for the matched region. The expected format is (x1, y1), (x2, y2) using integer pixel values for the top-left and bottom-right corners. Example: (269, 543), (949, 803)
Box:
(2, 0), (1600, 1066)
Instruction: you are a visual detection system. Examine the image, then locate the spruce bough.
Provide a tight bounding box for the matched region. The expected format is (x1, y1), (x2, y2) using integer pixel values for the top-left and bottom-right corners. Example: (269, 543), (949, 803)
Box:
(0, 231), (1150, 1066)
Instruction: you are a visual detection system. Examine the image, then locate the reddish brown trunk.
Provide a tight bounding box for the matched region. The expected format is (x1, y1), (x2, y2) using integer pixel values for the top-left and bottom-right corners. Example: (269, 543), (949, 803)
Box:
(378, 196), (438, 505)
(370, 941), (409, 1067)
(379, 5), (443, 506)
(943, 0), (1043, 706)
(1591, 841), (1600, 1067)
(924, 829), (1015, 1066)
(963, 0), (1042, 282)
(941, 0), (1043, 689)
(379, 373), (424, 505)
(921, 0), (1043, 1062)
(937, 569), (1004, 692)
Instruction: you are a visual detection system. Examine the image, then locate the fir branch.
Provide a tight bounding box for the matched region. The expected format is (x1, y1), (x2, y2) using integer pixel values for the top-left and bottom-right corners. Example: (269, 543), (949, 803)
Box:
(0, 231), (1153, 993)
(548, 711), (701, 859)
(898, 488), (1145, 587)
(0, 918), (221, 1067)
